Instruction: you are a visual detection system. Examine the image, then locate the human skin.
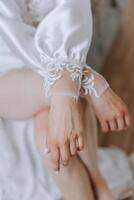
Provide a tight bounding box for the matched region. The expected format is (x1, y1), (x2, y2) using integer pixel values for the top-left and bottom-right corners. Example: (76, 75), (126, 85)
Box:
(0, 69), (95, 200)
(34, 98), (115, 200)
(0, 69), (85, 172)
(0, 69), (131, 172)
(43, 88), (131, 173)
(90, 88), (130, 132)
(0, 69), (130, 199)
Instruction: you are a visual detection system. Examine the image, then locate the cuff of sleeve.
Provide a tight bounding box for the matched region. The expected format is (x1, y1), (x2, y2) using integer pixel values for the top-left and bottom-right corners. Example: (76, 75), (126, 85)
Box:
(80, 65), (110, 98)
(39, 56), (84, 99)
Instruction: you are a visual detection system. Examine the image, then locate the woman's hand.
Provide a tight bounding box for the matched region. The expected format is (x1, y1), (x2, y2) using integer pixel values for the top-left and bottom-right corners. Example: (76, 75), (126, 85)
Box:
(91, 88), (131, 133)
(0, 69), (84, 172)
(48, 96), (84, 172)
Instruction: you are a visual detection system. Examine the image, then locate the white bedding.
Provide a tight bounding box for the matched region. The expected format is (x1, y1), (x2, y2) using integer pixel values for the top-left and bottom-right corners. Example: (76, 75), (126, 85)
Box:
(0, 118), (134, 200)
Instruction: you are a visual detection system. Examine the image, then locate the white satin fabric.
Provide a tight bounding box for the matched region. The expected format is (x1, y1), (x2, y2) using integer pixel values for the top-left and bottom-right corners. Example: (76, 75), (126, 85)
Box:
(0, 119), (61, 200)
(0, 1), (109, 199)
(0, 1), (92, 199)
(0, 0), (93, 98)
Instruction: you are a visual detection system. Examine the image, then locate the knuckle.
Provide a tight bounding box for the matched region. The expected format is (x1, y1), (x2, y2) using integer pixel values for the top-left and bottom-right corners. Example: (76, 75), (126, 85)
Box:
(116, 111), (122, 118)
(102, 116), (110, 122)
(107, 117), (114, 122)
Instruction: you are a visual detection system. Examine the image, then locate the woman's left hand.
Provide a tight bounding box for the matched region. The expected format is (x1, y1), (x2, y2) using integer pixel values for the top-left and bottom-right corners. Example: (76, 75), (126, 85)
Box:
(91, 88), (131, 133)
(34, 96), (84, 172)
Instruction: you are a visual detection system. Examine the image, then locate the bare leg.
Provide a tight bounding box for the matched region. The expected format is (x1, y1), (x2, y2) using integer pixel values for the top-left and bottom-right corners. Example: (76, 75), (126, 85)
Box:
(0, 69), (47, 119)
(78, 98), (114, 200)
(49, 156), (94, 200)
(34, 98), (114, 200)
(0, 69), (113, 199)
(0, 69), (94, 200)
(34, 110), (94, 200)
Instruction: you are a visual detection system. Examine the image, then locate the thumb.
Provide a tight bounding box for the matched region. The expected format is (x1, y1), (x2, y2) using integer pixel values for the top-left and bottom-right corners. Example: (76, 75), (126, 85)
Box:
(33, 108), (50, 154)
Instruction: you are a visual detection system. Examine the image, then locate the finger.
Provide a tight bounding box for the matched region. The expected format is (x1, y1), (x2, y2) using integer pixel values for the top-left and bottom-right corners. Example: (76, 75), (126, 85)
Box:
(72, 110), (84, 151)
(124, 113), (131, 128)
(51, 146), (60, 173)
(109, 119), (117, 131)
(101, 121), (109, 133)
(76, 139), (79, 150)
(60, 142), (70, 166)
(77, 135), (84, 151)
(70, 136), (77, 155)
(117, 117), (124, 131)
(34, 110), (50, 154)
(44, 137), (51, 154)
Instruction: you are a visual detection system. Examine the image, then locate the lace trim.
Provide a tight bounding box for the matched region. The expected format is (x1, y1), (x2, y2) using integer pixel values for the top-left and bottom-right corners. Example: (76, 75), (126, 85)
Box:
(81, 72), (97, 96)
(81, 65), (109, 98)
(39, 55), (83, 97)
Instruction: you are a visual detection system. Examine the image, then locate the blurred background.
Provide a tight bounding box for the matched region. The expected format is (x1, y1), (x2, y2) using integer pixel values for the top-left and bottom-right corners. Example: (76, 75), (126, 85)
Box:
(87, 0), (134, 199)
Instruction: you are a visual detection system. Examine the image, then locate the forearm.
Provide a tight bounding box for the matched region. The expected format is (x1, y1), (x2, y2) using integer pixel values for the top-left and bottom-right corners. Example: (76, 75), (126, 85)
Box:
(0, 69), (47, 119)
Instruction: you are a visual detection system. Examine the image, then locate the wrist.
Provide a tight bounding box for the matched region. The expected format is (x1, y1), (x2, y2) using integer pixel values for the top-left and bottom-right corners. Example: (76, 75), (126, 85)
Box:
(50, 95), (77, 106)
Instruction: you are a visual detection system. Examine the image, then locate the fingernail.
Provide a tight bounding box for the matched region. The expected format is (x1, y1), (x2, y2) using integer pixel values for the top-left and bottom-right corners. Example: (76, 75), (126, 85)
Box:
(55, 171), (59, 174)
(63, 160), (69, 166)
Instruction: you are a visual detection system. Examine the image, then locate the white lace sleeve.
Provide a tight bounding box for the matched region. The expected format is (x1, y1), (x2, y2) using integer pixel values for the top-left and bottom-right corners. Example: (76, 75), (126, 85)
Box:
(80, 65), (109, 98)
(34, 0), (93, 99)
(0, 0), (93, 100)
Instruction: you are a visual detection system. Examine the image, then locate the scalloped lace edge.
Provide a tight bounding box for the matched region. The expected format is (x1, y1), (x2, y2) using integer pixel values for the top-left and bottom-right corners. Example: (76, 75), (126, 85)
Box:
(39, 56), (84, 98)
(81, 65), (110, 98)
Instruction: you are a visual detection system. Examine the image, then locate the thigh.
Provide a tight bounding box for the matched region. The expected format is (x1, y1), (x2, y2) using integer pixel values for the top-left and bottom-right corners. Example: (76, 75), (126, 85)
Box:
(0, 69), (46, 119)
(0, 37), (25, 75)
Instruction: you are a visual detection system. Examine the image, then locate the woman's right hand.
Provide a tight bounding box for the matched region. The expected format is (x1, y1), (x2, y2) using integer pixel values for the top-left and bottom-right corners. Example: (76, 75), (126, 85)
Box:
(48, 96), (84, 172)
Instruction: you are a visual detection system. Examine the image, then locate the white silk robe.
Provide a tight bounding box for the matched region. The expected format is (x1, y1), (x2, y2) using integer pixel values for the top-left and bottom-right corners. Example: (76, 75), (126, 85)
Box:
(0, 0), (93, 199)
(0, 1), (133, 200)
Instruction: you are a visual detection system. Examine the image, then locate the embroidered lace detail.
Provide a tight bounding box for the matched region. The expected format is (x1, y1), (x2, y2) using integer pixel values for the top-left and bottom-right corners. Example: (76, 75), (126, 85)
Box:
(81, 72), (97, 96)
(39, 54), (83, 98)
(81, 65), (109, 98)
